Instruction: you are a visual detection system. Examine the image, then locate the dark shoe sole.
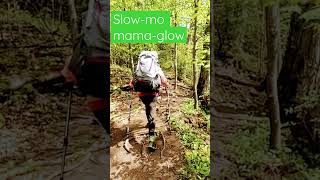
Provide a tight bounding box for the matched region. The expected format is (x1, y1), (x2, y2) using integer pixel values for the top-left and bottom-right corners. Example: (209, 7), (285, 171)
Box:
(148, 143), (157, 151)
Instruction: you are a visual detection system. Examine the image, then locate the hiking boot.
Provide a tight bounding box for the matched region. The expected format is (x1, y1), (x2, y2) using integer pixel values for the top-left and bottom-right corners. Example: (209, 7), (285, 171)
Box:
(148, 135), (157, 151)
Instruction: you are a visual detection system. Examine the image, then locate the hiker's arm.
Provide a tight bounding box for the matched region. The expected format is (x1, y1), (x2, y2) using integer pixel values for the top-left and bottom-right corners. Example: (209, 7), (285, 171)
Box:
(60, 34), (82, 84)
(129, 78), (134, 87)
(61, 56), (77, 84)
(161, 76), (169, 87)
(158, 68), (169, 87)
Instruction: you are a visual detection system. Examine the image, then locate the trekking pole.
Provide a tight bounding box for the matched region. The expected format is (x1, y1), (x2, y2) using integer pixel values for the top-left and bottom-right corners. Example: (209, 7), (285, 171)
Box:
(165, 87), (171, 122)
(127, 89), (133, 134)
(60, 88), (72, 180)
(123, 89), (133, 153)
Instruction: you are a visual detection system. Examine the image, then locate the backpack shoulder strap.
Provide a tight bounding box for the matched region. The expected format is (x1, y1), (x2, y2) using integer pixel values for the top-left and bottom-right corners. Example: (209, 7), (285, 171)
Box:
(149, 58), (155, 72)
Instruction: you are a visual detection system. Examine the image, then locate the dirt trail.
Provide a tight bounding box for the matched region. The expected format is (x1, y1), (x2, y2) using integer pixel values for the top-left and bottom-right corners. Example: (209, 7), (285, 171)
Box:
(1, 15), (110, 179)
(110, 86), (189, 180)
(0, 94), (109, 180)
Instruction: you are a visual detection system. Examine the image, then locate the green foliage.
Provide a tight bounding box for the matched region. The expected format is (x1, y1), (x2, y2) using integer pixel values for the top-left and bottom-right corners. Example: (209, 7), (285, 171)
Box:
(300, 7), (320, 22)
(227, 121), (320, 179)
(176, 45), (193, 82)
(280, 5), (302, 13)
(170, 116), (210, 179)
(291, 90), (320, 118)
(170, 99), (210, 179)
(214, 0), (262, 68)
(110, 63), (132, 88)
(24, 160), (37, 174)
(183, 99), (210, 130)
(181, 99), (195, 116)
(0, 9), (68, 36)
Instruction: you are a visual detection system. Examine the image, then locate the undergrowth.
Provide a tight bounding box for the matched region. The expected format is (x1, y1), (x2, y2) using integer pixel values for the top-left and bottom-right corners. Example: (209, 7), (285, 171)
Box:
(0, 9), (68, 36)
(170, 99), (210, 179)
(226, 121), (320, 179)
(110, 64), (132, 93)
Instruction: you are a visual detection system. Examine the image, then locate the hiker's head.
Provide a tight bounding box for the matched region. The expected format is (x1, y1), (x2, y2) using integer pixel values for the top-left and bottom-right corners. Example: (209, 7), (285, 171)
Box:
(139, 51), (158, 62)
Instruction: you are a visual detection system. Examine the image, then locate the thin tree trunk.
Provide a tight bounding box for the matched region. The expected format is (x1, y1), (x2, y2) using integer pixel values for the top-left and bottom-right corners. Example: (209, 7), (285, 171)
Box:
(192, 0), (199, 109)
(52, 0), (55, 20)
(58, 0), (63, 22)
(67, 0), (78, 44)
(259, 0), (264, 77)
(265, 3), (281, 149)
(197, 64), (209, 97)
(174, 12), (178, 90)
(210, 0), (215, 176)
(129, 44), (134, 74)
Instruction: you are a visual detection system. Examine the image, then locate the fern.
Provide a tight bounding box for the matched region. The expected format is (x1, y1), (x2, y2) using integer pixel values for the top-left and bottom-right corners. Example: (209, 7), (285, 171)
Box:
(280, 5), (302, 13)
(300, 6), (320, 22)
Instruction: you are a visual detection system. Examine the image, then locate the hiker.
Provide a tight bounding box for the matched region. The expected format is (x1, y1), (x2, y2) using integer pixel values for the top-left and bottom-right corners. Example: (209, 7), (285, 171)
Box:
(129, 51), (169, 149)
(60, 0), (110, 135)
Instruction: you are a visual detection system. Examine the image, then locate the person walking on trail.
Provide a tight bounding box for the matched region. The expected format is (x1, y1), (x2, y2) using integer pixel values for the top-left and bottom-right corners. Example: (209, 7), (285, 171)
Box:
(129, 51), (169, 150)
(60, 0), (110, 142)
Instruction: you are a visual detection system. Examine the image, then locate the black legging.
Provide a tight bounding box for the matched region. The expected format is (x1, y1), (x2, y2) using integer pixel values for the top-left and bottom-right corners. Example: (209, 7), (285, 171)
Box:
(79, 59), (110, 134)
(140, 95), (156, 135)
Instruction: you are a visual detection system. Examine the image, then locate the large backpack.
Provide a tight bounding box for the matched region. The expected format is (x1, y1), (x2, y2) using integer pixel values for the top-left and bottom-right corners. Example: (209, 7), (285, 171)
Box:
(68, 0), (109, 83)
(133, 51), (161, 93)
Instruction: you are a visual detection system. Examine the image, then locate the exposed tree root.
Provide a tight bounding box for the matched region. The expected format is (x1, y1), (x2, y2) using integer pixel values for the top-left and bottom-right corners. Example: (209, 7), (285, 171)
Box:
(123, 138), (132, 153)
(160, 131), (166, 159)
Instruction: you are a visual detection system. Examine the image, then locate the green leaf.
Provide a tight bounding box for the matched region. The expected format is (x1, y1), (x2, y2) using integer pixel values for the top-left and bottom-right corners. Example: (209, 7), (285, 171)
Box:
(300, 7), (320, 22)
(280, 5), (302, 13)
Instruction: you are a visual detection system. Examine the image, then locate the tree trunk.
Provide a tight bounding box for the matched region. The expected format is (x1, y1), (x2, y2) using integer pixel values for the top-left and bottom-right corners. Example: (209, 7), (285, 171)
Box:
(58, 0), (63, 22)
(174, 12), (178, 90)
(258, 0), (265, 77)
(210, 0), (215, 111)
(265, 3), (281, 149)
(192, 0), (199, 109)
(174, 43), (178, 90)
(210, 0), (215, 177)
(129, 44), (134, 74)
(197, 63), (209, 97)
(197, 20), (210, 97)
(67, 0), (78, 44)
(52, 0), (55, 20)
(278, 6), (320, 152)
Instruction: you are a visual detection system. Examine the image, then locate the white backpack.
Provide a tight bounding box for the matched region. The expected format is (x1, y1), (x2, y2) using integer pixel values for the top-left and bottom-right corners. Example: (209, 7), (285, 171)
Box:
(133, 51), (161, 92)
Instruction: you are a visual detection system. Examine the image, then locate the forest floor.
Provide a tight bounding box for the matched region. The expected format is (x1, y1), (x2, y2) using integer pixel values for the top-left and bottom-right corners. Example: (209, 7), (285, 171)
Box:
(0, 19), (109, 178)
(212, 62), (286, 179)
(0, 81), (109, 180)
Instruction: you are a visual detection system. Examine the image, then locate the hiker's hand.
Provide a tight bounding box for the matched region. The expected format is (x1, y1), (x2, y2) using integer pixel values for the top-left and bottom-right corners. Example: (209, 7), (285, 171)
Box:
(61, 56), (77, 84)
(61, 68), (77, 83)
(162, 81), (169, 88)
(129, 80), (134, 88)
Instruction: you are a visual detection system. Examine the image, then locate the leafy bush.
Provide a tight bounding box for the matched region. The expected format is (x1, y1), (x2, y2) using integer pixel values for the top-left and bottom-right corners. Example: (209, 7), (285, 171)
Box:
(228, 121), (320, 179)
(0, 9), (68, 36)
(170, 99), (210, 179)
